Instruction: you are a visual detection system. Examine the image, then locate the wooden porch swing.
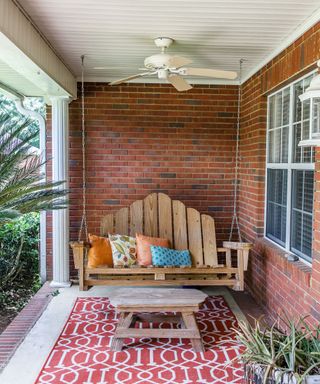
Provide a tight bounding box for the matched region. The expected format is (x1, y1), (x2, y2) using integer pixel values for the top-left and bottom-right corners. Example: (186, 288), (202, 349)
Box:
(71, 193), (252, 291)
(70, 58), (252, 291)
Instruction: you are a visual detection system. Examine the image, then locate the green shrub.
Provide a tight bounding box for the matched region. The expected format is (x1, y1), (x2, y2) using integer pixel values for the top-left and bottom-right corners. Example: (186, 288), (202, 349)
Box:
(0, 213), (41, 312)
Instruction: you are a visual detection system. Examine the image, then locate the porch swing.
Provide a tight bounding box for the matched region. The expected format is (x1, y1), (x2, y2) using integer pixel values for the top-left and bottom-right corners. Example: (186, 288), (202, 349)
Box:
(70, 58), (252, 291)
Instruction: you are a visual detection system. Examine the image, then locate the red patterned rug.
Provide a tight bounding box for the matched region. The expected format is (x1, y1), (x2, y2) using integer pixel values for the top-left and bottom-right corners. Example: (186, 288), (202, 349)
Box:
(35, 296), (243, 384)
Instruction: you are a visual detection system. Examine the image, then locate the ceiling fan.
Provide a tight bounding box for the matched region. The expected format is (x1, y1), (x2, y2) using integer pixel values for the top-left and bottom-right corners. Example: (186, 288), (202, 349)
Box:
(103, 37), (237, 92)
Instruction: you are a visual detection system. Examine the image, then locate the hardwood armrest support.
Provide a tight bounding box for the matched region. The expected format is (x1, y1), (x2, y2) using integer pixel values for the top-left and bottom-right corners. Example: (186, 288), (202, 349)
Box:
(222, 241), (253, 251)
(222, 241), (252, 272)
(70, 241), (90, 250)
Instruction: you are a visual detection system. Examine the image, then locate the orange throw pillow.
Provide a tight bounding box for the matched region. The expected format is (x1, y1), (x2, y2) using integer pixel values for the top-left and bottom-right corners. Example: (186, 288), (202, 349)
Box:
(87, 234), (113, 268)
(136, 233), (170, 266)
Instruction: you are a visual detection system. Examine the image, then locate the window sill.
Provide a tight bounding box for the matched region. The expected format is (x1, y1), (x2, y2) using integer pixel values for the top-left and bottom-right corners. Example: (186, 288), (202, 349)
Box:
(254, 237), (312, 288)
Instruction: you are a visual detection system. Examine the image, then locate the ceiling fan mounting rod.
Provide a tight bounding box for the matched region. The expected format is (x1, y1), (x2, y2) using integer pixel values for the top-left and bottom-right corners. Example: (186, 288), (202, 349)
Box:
(154, 37), (174, 52)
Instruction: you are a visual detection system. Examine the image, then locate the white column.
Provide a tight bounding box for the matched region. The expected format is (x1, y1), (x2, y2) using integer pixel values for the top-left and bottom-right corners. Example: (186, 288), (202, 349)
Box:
(50, 96), (71, 287)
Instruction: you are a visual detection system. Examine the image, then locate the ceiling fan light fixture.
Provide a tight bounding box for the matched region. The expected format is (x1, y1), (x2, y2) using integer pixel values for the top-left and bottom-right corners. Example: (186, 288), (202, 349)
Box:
(144, 53), (171, 69)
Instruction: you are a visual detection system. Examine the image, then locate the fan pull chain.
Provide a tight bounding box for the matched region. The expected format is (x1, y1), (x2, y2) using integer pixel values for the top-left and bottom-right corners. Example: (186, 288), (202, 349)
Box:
(78, 55), (88, 242)
(229, 59), (244, 242)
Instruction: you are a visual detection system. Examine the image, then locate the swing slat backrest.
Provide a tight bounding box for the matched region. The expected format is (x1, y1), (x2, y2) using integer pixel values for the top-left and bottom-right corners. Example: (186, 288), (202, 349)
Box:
(100, 193), (218, 267)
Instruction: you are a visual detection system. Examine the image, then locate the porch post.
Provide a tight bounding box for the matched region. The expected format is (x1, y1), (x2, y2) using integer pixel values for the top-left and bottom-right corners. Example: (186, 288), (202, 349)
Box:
(50, 96), (71, 288)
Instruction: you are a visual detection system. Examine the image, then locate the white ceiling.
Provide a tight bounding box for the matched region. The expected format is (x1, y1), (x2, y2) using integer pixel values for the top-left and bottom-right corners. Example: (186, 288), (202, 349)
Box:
(17, 0), (320, 84)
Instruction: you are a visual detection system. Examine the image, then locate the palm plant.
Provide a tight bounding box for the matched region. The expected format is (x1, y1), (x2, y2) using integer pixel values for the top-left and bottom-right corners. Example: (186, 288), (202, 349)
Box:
(232, 316), (320, 384)
(0, 110), (68, 223)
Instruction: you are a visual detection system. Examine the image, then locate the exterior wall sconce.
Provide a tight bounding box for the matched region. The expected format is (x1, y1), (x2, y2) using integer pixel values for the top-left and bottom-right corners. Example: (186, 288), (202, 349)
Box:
(299, 60), (320, 147)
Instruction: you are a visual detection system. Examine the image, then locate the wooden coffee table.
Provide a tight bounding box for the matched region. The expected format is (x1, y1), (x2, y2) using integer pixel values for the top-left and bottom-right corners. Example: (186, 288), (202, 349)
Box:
(109, 288), (207, 352)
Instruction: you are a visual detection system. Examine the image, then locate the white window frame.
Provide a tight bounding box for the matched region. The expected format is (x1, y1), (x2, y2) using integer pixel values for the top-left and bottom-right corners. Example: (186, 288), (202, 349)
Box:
(264, 70), (317, 264)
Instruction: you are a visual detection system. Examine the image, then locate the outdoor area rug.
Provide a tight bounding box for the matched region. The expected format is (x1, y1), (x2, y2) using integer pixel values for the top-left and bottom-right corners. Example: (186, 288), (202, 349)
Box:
(35, 296), (243, 384)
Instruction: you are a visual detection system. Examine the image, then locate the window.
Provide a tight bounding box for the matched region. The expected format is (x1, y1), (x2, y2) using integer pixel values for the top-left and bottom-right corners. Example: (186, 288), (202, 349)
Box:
(266, 72), (315, 262)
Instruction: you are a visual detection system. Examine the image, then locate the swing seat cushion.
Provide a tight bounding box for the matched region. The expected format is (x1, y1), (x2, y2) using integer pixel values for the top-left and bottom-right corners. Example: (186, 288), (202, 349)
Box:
(136, 233), (170, 266)
(87, 234), (113, 268)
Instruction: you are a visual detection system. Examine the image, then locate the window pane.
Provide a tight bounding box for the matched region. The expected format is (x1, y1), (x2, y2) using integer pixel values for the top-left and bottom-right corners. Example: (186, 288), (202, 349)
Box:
(302, 99), (310, 122)
(266, 169), (287, 246)
(283, 88), (290, 125)
(275, 93), (282, 127)
(303, 75), (312, 90)
(292, 81), (313, 163)
(269, 95), (275, 129)
(302, 214), (313, 257)
(267, 73), (315, 261)
(312, 98), (320, 137)
(291, 170), (314, 260)
(293, 122), (302, 163)
(293, 81), (303, 123)
(268, 128), (281, 163)
(303, 171), (314, 213)
(281, 126), (289, 162)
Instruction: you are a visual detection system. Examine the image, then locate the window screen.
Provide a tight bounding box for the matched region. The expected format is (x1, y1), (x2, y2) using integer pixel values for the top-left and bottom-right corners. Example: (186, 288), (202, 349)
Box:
(291, 170), (314, 260)
(266, 72), (315, 261)
(266, 169), (287, 246)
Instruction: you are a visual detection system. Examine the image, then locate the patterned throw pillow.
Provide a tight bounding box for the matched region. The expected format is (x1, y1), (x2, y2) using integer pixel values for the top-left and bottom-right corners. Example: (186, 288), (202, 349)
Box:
(108, 234), (137, 267)
(136, 233), (170, 266)
(151, 246), (192, 267)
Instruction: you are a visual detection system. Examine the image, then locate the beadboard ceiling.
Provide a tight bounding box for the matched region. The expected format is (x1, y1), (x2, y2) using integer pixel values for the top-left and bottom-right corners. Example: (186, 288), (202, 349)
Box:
(17, 0), (320, 84)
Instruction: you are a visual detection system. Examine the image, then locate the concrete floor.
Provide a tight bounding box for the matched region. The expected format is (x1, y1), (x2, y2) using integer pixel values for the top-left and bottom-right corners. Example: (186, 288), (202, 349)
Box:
(0, 286), (250, 384)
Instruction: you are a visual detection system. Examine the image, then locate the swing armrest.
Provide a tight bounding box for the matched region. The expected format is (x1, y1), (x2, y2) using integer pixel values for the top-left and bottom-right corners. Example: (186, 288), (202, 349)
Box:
(70, 241), (90, 269)
(222, 241), (253, 272)
(222, 241), (252, 251)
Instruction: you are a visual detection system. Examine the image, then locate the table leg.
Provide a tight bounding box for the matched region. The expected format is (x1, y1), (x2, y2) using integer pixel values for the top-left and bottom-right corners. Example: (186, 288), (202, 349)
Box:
(111, 312), (134, 351)
(178, 313), (185, 329)
(181, 312), (204, 353)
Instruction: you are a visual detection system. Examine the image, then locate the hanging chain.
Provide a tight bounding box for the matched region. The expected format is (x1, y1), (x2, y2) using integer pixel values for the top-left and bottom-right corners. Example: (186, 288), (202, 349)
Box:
(229, 59), (244, 242)
(78, 55), (88, 242)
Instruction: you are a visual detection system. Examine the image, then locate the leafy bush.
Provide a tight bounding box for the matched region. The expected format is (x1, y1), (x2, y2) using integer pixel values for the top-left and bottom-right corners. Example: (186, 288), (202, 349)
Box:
(232, 316), (320, 383)
(0, 213), (41, 313)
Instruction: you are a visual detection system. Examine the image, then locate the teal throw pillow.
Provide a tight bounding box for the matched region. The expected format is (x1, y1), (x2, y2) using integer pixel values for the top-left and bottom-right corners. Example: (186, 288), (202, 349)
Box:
(151, 246), (192, 267)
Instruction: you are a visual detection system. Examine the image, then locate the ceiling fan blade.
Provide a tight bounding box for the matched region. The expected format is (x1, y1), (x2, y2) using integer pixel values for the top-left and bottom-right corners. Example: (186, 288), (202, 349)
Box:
(93, 66), (133, 70)
(168, 74), (193, 92)
(181, 68), (237, 80)
(168, 56), (193, 69)
(109, 72), (152, 85)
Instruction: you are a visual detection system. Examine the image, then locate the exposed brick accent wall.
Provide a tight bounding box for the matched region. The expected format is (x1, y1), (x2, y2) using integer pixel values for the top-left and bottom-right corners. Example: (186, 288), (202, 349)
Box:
(47, 84), (238, 279)
(239, 21), (320, 324)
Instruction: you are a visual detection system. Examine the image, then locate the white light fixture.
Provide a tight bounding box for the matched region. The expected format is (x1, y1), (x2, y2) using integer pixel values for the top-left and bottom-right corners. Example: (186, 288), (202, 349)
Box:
(299, 60), (320, 147)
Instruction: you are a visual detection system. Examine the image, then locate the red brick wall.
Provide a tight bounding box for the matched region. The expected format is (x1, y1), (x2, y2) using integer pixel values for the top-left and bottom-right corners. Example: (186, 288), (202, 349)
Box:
(46, 84), (238, 279)
(239, 21), (320, 324)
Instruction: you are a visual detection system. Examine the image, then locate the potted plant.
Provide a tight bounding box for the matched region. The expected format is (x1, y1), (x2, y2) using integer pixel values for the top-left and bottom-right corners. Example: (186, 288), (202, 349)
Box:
(232, 315), (320, 384)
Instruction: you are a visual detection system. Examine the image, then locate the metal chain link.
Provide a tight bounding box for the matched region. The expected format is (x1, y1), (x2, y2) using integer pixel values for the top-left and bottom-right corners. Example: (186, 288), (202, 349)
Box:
(229, 59), (244, 242)
(78, 55), (88, 242)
